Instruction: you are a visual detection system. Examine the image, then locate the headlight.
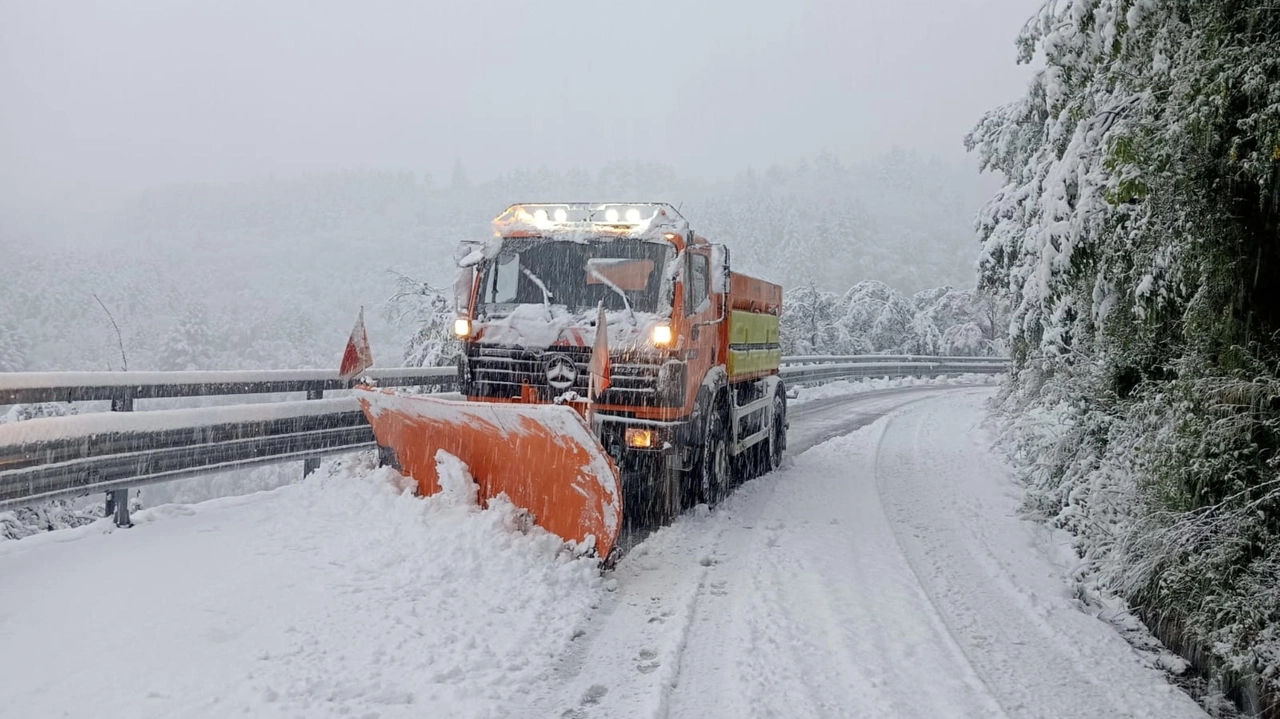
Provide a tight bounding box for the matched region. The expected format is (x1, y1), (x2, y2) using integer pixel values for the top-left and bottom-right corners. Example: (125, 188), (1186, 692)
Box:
(625, 428), (654, 449)
(453, 318), (471, 337)
(651, 323), (673, 346)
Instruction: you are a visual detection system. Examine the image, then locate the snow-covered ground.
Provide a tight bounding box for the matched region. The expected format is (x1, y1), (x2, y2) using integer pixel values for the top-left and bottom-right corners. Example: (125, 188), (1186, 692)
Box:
(0, 387), (1203, 718)
(0, 454), (605, 719)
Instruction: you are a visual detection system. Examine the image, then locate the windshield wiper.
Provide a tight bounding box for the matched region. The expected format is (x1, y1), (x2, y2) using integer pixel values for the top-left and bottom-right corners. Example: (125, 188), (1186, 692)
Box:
(588, 267), (637, 326)
(521, 266), (555, 319)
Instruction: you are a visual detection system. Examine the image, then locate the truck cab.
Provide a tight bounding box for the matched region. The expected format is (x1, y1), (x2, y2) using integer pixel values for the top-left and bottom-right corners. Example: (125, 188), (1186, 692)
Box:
(452, 202), (786, 525)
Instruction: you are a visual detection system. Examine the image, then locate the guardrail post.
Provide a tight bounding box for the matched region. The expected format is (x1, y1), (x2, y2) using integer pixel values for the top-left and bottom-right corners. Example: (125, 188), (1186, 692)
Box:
(106, 392), (134, 528)
(302, 388), (323, 476)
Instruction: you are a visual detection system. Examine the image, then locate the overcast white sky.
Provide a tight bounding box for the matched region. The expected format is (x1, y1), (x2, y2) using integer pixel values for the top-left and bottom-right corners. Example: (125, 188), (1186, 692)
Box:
(1, 0), (1037, 198)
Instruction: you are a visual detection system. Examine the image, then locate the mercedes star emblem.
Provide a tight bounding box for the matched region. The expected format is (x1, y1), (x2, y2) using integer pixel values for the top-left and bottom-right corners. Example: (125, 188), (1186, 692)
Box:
(544, 354), (578, 390)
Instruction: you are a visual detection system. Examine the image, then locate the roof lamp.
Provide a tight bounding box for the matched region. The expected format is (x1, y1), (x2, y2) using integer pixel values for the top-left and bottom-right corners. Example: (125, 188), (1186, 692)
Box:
(491, 203), (689, 237)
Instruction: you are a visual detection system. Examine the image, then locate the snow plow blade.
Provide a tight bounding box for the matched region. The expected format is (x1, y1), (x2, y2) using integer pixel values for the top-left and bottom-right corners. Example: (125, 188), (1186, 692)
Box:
(354, 388), (622, 560)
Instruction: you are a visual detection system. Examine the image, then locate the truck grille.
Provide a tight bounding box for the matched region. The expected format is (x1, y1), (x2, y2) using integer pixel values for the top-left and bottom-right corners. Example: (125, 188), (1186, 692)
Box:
(463, 345), (667, 406)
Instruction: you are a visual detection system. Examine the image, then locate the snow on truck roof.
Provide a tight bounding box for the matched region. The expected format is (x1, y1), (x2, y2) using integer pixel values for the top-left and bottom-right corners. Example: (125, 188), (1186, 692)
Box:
(492, 202), (691, 242)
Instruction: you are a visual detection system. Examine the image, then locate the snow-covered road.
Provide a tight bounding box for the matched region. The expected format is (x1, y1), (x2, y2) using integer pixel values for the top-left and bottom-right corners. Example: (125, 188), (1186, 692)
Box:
(0, 388), (1205, 718)
(538, 389), (1205, 719)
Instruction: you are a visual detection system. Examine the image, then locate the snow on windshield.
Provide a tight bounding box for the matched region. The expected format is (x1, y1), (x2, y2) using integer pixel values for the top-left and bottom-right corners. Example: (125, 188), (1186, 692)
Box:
(477, 239), (672, 315)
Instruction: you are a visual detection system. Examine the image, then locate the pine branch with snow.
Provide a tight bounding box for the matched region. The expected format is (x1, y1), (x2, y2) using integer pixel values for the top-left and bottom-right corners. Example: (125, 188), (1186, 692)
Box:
(970, 0), (1280, 703)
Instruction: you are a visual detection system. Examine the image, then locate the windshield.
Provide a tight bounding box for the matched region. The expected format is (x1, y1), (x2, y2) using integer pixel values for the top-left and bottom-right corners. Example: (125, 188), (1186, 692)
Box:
(477, 239), (673, 315)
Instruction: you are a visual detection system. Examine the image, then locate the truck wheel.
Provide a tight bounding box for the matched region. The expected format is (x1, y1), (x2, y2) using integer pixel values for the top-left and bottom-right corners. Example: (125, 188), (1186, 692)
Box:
(699, 406), (731, 506)
(627, 455), (680, 529)
(766, 392), (787, 471)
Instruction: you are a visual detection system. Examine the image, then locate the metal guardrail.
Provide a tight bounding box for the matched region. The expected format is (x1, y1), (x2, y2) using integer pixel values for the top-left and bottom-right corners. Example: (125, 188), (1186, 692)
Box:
(0, 366), (457, 405)
(779, 360), (1008, 384)
(778, 354), (1004, 366)
(0, 356), (1007, 521)
(0, 366), (458, 524)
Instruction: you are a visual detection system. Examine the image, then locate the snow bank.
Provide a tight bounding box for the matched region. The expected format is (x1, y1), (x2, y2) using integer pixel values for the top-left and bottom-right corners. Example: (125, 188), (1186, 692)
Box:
(434, 449), (479, 508)
(0, 452), (605, 718)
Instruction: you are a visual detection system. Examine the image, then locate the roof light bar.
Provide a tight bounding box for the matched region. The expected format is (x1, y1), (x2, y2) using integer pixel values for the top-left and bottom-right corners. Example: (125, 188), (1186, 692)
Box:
(492, 202), (689, 238)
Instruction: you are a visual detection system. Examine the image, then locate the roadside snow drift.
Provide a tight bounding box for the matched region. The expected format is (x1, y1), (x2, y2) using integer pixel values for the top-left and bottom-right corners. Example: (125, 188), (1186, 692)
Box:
(0, 452), (604, 719)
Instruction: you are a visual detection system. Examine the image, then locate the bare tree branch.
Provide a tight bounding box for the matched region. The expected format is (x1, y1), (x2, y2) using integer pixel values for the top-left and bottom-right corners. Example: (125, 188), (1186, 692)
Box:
(92, 293), (128, 372)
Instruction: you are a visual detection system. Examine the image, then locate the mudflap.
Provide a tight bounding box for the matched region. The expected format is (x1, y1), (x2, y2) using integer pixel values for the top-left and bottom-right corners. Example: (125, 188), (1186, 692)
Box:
(355, 388), (623, 561)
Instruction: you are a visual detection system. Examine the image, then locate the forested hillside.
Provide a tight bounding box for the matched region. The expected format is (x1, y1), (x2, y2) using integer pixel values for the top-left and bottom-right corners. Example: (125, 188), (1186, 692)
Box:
(970, 0), (1280, 709)
(0, 152), (991, 372)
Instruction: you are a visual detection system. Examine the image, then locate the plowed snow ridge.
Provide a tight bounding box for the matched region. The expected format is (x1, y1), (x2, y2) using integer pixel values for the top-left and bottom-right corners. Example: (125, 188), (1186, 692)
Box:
(0, 388), (1205, 718)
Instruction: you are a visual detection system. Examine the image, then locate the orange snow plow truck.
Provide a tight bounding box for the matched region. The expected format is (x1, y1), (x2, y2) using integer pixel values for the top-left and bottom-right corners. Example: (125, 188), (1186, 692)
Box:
(355, 203), (785, 561)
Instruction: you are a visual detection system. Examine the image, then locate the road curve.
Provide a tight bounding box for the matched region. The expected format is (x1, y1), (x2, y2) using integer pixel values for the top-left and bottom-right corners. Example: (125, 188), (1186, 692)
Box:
(537, 387), (1205, 719)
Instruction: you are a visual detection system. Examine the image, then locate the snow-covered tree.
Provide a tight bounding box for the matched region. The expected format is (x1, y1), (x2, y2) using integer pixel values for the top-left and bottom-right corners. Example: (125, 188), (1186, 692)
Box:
(0, 321), (27, 372)
(157, 305), (215, 371)
(940, 323), (989, 357)
(779, 281), (846, 355)
(904, 311), (943, 355)
(0, 501), (102, 541)
(383, 272), (461, 368)
(838, 281), (914, 353)
(449, 158), (470, 192)
(906, 287), (1001, 356)
(780, 280), (1006, 356)
(0, 403), (106, 540)
(968, 0), (1280, 698)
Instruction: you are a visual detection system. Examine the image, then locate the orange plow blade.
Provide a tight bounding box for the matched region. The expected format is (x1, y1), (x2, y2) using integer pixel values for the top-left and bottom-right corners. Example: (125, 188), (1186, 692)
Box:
(354, 388), (623, 559)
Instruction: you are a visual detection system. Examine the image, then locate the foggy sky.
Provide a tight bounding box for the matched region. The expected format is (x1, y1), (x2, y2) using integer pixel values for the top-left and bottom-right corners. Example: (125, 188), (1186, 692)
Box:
(1, 0), (1036, 198)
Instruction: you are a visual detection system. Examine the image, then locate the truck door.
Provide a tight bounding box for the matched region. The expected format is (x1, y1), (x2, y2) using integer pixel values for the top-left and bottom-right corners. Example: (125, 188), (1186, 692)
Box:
(684, 248), (719, 411)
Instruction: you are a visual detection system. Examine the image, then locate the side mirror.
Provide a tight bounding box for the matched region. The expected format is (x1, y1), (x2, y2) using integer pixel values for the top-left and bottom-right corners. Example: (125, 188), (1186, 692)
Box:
(710, 244), (730, 323)
(454, 240), (486, 268)
(694, 244), (731, 327)
(711, 243), (730, 298)
(454, 266), (476, 315)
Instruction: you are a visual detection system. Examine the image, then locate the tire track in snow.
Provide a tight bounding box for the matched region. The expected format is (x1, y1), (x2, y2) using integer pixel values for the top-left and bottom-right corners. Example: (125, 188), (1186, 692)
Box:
(659, 449), (886, 719)
(531, 387), (971, 719)
(662, 388), (1005, 719)
(530, 515), (725, 719)
(520, 386), (1204, 719)
(866, 394), (1016, 718)
(872, 393), (1206, 719)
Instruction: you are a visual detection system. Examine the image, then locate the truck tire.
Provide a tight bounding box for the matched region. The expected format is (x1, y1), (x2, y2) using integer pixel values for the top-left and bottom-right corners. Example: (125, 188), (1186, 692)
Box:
(624, 455), (679, 530)
(699, 403), (731, 506)
(734, 390), (786, 481)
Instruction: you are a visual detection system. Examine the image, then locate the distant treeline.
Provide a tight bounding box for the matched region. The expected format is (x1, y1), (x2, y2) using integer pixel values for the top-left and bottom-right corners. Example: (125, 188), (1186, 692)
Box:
(0, 151), (988, 373)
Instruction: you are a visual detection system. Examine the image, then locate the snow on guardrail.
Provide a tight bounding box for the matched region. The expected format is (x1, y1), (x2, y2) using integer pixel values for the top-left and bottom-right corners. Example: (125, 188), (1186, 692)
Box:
(0, 356), (1009, 513)
(0, 366), (457, 405)
(0, 397), (361, 446)
(780, 354), (1007, 365)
